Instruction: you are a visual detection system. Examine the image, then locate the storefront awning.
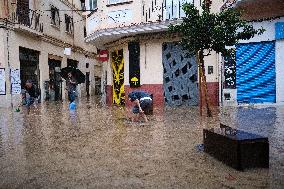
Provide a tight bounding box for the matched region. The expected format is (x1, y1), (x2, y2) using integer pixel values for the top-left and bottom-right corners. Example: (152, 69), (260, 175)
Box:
(85, 19), (182, 49)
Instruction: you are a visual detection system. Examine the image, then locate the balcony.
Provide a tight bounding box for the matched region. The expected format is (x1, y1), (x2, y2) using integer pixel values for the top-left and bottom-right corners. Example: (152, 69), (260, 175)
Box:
(221, 0), (284, 21)
(10, 8), (43, 36)
(85, 0), (193, 48)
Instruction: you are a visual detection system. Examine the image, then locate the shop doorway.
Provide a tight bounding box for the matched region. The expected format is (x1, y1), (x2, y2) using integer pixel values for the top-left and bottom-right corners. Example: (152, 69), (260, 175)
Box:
(48, 59), (62, 101)
(19, 47), (40, 89)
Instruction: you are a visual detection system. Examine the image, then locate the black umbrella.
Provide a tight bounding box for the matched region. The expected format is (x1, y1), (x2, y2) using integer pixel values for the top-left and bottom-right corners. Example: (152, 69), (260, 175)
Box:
(72, 69), (85, 84)
(60, 67), (74, 79)
(60, 67), (85, 84)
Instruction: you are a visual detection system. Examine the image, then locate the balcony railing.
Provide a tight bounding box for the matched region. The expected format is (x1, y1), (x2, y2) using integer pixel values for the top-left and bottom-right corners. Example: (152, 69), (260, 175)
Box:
(11, 9), (43, 33)
(142, 0), (193, 22)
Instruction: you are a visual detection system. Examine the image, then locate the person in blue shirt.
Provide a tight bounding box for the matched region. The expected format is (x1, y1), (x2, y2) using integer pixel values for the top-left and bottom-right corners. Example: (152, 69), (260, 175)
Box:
(128, 90), (152, 122)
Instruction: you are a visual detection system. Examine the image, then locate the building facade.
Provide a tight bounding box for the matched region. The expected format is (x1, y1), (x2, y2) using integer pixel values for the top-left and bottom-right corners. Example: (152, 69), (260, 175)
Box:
(0, 0), (99, 107)
(221, 0), (284, 106)
(85, 0), (224, 109)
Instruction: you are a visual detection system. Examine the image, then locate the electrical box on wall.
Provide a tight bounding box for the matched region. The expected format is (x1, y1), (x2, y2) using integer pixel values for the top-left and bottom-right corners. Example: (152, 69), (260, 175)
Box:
(223, 89), (237, 106)
(208, 66), (213, 74)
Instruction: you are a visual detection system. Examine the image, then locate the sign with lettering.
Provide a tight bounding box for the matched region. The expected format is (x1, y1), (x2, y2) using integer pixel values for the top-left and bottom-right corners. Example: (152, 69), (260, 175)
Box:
(0, 68), (5, 95)
(11, 69), (21, 94)
(97, 50), (109, 62)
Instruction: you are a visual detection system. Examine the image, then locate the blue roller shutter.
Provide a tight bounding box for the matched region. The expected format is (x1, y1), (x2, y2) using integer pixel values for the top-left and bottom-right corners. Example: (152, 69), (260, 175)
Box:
(236, 41), (276, 103)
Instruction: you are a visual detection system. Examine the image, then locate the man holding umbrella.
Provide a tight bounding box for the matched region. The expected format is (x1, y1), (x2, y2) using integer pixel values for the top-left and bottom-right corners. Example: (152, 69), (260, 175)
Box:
(66, 72), (77, 103)
(61, 67), (85, 104)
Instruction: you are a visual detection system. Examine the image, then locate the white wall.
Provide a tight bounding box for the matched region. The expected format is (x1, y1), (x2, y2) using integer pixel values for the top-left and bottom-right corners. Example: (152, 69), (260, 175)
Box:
(276, 40), (284, 103)
(140, 42), (163, 85)
(239, 17), (284, 44)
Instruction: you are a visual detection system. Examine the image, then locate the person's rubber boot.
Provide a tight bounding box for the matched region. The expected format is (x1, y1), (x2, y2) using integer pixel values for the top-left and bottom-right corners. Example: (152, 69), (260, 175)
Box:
(69, 102), (76, 110)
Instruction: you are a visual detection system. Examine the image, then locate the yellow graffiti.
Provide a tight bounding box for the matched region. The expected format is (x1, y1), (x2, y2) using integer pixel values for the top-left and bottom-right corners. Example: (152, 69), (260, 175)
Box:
(112, 50), (125, 105)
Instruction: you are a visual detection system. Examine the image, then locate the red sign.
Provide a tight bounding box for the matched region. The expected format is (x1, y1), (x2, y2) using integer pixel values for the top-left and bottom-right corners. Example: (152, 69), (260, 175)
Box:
(97, 50), (109, 62)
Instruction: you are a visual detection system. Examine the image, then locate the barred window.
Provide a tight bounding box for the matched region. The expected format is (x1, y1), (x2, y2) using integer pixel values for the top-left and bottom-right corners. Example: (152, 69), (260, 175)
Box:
(89, 0), (97, 10)
(65, 14), (73, 34)
(51, 6), (60, 27)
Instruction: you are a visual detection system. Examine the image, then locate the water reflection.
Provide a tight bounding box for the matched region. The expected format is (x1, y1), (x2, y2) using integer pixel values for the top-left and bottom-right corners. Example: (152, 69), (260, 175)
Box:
(0, 100), (283, 188)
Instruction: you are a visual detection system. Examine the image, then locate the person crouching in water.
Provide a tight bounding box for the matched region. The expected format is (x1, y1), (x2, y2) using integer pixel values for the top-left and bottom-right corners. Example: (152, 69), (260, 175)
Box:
(128, 90), (153, 122)
(24, 80), (40, 112)
(66, 72), (77, 103)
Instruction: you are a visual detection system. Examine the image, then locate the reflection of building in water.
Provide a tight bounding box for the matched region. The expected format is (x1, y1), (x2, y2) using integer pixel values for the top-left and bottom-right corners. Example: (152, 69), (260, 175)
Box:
(0, 124), (3, 158)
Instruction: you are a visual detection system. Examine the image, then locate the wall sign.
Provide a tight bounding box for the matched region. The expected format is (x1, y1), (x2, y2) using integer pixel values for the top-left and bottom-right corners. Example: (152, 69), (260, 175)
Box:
(97, 50), (109, 62)
(128, 42), (140, 88)
(108, 9), (132, 24)
(11, 69), (21, 94)
(0, 68), (5, 95)
(224, 54), (236, 89)
(275, 22), (284, 40)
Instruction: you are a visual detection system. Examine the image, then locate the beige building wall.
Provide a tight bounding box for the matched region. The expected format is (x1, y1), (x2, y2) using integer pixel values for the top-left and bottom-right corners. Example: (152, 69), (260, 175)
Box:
(105, 38), (219, 85)
(87, 0), (223, 106)
(0, 0), (99, 107)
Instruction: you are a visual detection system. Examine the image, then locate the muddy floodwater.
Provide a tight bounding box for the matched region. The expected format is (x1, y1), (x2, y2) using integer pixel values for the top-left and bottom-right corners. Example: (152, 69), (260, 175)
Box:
(0, 98), (283, 189)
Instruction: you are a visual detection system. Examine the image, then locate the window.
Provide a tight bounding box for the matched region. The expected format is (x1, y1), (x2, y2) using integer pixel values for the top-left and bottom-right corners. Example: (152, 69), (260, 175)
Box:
(65, 14), (73, 34)
(89, 0), (97, 10)
(80, 0), (86, 10)
(51, 6), (60, 27)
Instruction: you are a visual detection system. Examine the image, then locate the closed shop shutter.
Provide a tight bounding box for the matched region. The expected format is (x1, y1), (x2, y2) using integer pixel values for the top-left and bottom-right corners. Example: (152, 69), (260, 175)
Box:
(236, 41), (276, 103)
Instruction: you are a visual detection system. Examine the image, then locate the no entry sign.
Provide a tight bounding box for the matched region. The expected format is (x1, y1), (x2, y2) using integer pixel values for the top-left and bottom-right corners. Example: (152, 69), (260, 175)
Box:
(97, 50), (109, 62)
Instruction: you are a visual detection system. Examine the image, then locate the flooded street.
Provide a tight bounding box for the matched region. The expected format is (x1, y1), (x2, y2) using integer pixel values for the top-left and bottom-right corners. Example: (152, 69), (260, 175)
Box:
(0, 98), (283, 189)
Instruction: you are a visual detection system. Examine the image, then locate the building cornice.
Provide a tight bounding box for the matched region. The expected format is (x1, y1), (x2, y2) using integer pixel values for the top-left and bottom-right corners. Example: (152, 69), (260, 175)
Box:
(104, 32), (180, 48)
(42, 34), (96, 58)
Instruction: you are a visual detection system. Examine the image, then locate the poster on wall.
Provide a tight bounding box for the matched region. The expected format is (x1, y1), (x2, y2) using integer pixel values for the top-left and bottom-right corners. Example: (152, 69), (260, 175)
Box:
(11, 69), (21, 95)
(0, 68), (5, 95)
(128, 42), (140, 88)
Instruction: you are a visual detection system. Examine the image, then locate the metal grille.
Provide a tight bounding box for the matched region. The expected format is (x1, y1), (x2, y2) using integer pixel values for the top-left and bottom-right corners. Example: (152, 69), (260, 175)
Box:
(236, 42), (276, 103)
(162, 42), (198, 106)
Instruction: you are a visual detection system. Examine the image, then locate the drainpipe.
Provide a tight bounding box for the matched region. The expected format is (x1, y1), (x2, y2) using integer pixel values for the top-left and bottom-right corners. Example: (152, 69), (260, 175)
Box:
(5, 18), (13, 108)
(218, 53), (223, 107)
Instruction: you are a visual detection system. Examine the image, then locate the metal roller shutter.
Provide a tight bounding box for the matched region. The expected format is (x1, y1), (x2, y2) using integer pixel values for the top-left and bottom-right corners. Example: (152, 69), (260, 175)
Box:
(236, 41), (276, 103)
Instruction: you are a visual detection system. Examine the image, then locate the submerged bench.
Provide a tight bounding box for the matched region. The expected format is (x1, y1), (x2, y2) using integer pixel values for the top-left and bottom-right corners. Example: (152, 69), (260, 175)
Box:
(203, 124), (269, 171)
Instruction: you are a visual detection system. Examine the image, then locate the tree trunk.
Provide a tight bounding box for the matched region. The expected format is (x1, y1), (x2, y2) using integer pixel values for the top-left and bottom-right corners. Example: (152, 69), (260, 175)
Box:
(197, 51), (203, 116)
(199, 50), (212, 117)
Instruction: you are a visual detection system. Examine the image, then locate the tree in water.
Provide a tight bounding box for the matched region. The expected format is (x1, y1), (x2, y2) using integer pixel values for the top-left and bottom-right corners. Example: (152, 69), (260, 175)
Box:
(169, 0), (264, 117)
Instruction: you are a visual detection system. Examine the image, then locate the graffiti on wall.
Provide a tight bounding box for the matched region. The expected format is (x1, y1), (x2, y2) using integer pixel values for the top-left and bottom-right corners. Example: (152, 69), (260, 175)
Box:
(112, 49), (125, 105)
